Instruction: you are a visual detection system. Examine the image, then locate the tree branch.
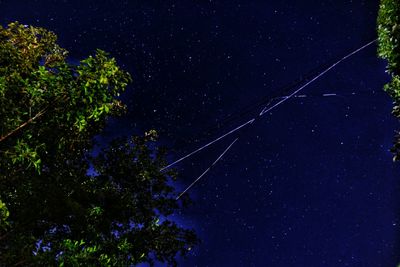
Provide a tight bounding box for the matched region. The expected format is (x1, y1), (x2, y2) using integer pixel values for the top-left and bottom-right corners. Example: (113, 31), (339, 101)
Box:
(0, 232), (9, 241)
(13, 259), (28, 267)
(0, 108), (47, 143)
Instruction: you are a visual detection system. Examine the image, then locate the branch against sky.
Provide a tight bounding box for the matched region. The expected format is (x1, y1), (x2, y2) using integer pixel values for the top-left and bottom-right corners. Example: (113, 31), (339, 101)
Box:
(377, 0), (400, 161)
(0, 22), (198, 266)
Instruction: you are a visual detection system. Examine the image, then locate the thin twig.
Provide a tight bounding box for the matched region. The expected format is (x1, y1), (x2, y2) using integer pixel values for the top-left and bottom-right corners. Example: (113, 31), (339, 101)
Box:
(13, 259), (28, 267)
(0, 108), (47, 143)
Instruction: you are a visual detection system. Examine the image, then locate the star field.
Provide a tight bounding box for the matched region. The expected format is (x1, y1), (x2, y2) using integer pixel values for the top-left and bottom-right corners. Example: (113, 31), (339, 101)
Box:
(2, 0), (400, 266)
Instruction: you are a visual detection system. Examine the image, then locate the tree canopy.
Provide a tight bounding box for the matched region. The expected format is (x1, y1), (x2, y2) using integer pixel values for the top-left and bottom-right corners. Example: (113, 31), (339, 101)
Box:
(0, 22), (197, 266)
(378, 0), (400, 161)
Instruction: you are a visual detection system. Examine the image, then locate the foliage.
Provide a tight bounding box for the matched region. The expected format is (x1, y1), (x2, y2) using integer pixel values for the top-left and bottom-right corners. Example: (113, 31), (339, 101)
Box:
(0, 22), (197, 266)
(0, 200), (9, 230)
(377, 0), (400, 160)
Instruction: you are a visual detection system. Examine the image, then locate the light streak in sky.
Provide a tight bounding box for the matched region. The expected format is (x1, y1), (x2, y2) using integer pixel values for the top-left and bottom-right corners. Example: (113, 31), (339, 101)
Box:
(171, 91), (368, 199)
(162, 39), (377, 174)
(168, 39), (378, 200)
(160, 119), (255, 171)
(176, 138), (239, 200)
(322, 93), (338, 97)
(258, 38), (377, 117)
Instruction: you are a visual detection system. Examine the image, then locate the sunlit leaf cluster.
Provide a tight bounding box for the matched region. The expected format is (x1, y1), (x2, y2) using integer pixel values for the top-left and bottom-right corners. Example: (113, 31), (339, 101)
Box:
(378, 0), (400, 160)
(0, 22), (131, 172)
(0, 22), (197, 266)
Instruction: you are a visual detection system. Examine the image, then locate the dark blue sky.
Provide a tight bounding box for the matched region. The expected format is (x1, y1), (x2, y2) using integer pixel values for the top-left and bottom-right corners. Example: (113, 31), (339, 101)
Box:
(2, 0), (400, 266)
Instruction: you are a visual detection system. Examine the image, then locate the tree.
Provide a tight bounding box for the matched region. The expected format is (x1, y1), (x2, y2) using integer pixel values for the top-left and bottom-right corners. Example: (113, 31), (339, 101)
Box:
(0, 22), (198, 266)
(377, 0), (400, 161)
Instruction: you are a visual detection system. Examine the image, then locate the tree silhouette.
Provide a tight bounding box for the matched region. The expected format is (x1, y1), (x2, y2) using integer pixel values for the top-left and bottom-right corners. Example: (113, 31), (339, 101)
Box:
(0, 22), (197, 266)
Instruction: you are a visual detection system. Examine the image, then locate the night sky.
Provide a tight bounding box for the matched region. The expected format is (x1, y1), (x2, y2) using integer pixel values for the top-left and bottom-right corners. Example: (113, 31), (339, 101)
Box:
(2, 0), (400, 266)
